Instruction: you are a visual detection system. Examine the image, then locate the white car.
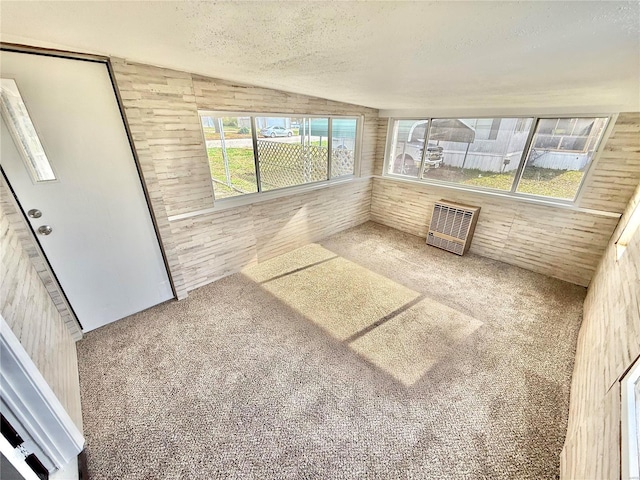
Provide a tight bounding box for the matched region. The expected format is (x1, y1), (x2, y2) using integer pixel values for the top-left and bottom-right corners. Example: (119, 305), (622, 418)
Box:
(259, 126), (293, 138)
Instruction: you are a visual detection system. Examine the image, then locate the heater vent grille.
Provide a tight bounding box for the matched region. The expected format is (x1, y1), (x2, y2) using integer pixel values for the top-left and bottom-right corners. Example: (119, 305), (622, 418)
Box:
(427, 201), (480, 256)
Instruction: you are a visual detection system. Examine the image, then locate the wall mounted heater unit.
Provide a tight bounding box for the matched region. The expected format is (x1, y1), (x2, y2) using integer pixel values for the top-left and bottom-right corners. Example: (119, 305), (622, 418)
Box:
(427, 200), (480, 255)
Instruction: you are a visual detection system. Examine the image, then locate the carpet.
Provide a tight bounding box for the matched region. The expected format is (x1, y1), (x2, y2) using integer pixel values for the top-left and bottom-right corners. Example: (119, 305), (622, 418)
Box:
(77, 222), (585, 479)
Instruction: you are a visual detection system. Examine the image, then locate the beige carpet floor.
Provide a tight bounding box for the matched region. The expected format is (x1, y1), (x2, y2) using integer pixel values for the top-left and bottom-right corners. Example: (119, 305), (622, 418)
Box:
(77, 222), (585, 479)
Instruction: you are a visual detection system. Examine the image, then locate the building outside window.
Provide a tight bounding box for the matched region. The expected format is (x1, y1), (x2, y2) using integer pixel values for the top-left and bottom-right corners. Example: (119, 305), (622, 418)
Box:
(385, 116), (609, 201)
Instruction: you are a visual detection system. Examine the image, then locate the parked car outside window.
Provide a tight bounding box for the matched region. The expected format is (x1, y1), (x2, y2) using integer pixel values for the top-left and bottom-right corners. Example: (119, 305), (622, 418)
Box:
(259, 126), (294, 138)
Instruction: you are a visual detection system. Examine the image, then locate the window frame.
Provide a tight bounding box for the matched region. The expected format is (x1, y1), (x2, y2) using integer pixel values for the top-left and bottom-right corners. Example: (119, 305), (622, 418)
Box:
(622, 356), (640, 480)
(383, 114), (613, 205)
(384, 117), (432, 180)
(199, 110), (362, 205)
(0, 77), (58, 184)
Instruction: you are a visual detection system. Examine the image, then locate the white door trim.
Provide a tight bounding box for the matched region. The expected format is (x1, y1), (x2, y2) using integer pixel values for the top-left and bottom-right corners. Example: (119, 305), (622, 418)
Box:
(0, 313), (84, 471)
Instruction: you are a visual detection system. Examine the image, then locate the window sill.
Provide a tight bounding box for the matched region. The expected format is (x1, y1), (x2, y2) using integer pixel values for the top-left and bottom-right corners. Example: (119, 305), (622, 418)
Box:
(375, 174), (621, 217)
(167, 176), (366, 221)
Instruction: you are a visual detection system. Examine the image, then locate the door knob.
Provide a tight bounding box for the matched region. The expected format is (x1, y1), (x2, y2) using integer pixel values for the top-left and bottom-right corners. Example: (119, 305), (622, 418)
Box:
(28, 209), (42, 219)
(37, 225), (52, 236)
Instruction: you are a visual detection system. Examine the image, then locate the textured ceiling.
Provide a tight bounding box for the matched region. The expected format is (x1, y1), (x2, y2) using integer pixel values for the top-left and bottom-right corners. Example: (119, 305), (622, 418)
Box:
(1, 1), (639, 112)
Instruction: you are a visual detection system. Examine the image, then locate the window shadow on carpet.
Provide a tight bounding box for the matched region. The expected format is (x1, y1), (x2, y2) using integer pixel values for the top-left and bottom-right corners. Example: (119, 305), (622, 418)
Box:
(242, 243), (483, 386)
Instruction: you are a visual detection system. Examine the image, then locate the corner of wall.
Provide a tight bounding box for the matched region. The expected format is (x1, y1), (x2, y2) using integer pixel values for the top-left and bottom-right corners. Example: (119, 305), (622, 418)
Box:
(110, 59), (381, 293)
(109, 59), (190, 300)
(561, 179), (640, 478)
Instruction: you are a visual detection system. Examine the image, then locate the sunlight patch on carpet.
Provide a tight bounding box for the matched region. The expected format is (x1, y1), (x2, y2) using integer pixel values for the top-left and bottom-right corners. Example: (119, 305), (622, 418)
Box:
(349, 299), (483, 385)
(243, 243), (482, 385)
(245, 243), (338, 283)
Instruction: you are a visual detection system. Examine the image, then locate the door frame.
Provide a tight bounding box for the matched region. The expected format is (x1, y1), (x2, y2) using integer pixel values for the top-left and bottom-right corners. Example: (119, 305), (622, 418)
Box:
(0, 313), (84, 474)
(0, 42), (178, 309)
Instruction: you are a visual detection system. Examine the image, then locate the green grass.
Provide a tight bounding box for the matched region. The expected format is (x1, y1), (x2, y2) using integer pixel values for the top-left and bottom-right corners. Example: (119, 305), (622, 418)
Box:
(208, 146), (583, 200)
(207, 147), (314, 198)
(207, 147), (257, 198)
(425, 166), (584, 199)
(516, 169), (583, 199)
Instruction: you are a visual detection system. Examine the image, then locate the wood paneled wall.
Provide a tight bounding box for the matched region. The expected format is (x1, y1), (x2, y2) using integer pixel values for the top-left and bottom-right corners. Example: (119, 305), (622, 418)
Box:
(579, 113), (640, 213)
(111, 59), (378, 294)
(368, 113), (640, 474)
(173, 180), (371, 291)
(374, 117), (388, 176)
(0, 182), (83, 431)
(110, 61), (198, 299)
(371, 113), (640, 286)
(561, 182), (640, 479)
(370, 178), (619, 286)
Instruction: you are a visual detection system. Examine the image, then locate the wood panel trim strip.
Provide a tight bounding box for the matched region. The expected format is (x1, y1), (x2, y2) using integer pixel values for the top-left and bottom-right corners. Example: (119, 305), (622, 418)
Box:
(167, 177), (370, 222)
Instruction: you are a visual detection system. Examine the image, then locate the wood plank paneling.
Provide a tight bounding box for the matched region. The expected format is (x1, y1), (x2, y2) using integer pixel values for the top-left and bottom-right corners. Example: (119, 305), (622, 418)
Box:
(370, 178), (619, 286)
(172, 180), (372, 292)
(114, 63), (213, 217)
(0, 184), (83, 431)
(192, 74), (378, 116)
(252, 180), (372, 263)
(561, 383), (621, 480)
(170, 204), (258, 292)
(374, 117), (389, 176)
(561, 182), (640, 479)
(112, 60), (379, 294)
(579, 113), (640, 213)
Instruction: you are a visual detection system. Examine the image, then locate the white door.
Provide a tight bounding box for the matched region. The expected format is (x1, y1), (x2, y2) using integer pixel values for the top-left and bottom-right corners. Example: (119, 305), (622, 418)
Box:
(0, 51), (173, 331)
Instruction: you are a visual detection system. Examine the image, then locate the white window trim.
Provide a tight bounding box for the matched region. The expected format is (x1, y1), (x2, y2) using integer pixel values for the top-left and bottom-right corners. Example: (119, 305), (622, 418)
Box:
(382, 114), (616, 206)
(196, 111), (363, 215)
(0, 77), (59, 184)
(167, 175), (369, 221)
(622, 356), (640, 480)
